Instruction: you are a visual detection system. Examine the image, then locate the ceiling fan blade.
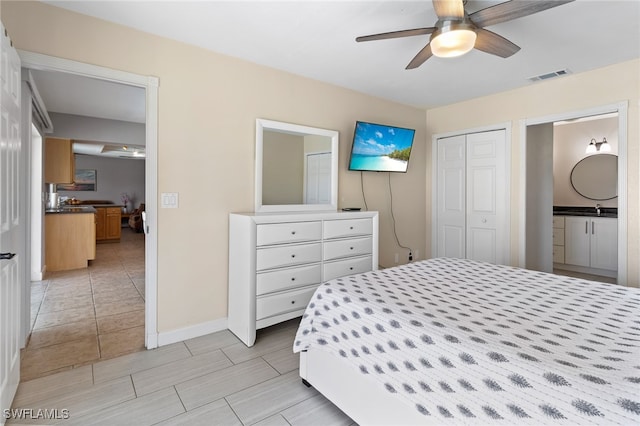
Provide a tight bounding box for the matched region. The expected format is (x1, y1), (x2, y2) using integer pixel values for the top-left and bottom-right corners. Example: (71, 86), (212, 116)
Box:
(474, 28), (521, 58)
(432, 0), (465, 19)
(356, 27), (436, 42)
(470, 0), (575, 28)
(406, 43), (434, 69)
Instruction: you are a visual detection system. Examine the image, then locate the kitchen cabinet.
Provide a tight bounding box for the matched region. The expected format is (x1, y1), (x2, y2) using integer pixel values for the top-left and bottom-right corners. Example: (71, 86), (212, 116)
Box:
(45, 212), (96, 271)
(228, 211), (379, 347)
(95, 207), (122, 241)
(45, 137), (75, 183)
(564, 216), (617, 272)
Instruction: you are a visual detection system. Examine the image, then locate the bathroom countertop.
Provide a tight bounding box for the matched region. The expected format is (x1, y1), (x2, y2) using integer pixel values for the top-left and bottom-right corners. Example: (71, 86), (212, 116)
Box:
(553, 206), (617, 218)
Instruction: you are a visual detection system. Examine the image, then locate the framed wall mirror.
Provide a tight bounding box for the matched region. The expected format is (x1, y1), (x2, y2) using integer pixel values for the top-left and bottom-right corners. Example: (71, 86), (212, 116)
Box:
(255, 118), (338, 212)
(570, 153), (618, 200)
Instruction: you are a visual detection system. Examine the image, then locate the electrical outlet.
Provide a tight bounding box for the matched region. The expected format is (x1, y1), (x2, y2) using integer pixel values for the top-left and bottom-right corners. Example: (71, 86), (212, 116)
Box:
(394, 253), (399, 263)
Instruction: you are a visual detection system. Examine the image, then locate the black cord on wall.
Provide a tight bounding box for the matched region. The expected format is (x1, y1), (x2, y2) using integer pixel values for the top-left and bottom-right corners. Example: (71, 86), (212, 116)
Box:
(360, 171), (369, 211)
(388, 172), (413, 260)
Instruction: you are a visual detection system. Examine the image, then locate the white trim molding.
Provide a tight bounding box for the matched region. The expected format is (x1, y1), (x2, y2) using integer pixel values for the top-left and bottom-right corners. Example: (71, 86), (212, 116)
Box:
(157, 318), (229, 347)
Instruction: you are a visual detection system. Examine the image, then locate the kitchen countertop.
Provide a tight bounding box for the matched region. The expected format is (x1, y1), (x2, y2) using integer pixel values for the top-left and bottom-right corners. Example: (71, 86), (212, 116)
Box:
(45, 206), (97, 214)
(553, 206), (618, 218)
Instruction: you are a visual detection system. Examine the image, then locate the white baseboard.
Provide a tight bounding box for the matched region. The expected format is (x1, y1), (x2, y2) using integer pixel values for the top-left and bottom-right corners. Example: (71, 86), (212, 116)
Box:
(156, 317), (228, 347)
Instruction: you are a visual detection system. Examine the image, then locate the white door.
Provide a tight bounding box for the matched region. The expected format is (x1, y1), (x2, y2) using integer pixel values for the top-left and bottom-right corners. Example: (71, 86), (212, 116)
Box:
(0, 24), (22, 417)
(590, 218), (618, 271)
(436, 135), (466, 258)
(305, 152), (331, 204)
(466, 130), (507, 264)
(564, 216), (590, 267)
(436, 130), (507, 264)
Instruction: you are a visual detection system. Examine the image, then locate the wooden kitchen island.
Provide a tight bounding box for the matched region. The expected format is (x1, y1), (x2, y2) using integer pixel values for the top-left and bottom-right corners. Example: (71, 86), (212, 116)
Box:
(45, 206), (97, 271)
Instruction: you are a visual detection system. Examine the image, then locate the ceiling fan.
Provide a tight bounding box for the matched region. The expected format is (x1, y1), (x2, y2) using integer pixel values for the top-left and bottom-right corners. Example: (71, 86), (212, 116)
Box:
(356, 0), (575, 69)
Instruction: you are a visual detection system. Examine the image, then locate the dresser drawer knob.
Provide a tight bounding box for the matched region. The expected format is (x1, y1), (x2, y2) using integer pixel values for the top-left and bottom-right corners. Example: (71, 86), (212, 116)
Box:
(350, 226), (354, 230)
(291, 254), (296, 258)
(291, 277), (296, 281)
(349, 267), (354, 270)
(291, 231), (296, 235)
(350, 247), (354, 250)
(291, 300), (296, 304)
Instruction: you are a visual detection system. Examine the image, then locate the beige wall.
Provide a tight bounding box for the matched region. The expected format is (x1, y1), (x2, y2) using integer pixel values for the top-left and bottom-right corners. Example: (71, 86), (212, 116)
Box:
(3, 1), (427, 332)
(262, 131), (304, 205)
(426, 59), (640, 287)
(553, 116), (619, 208)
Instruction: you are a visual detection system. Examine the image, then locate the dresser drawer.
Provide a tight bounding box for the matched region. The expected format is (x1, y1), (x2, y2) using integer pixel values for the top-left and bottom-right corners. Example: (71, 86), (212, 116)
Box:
(323, 237), (372, 261)
(257, 264), (321, 296)
(552, 216), (565, 228)
(552, 229), (565, 246)
(257, 221), (322, 246)
(323, 255), (372, 282)
(256, 285), (317, 320)
(323, 218), (372, 239)
(256, 243), (322, 271)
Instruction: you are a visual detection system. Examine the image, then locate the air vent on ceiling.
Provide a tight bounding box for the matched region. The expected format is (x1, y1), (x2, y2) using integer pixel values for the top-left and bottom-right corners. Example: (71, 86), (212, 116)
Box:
(528, 69), (572, 82)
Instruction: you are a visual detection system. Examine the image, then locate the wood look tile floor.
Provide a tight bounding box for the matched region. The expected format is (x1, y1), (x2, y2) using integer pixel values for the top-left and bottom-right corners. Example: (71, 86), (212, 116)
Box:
(22, 230), (146, 382)
(10, 319), (356, 426)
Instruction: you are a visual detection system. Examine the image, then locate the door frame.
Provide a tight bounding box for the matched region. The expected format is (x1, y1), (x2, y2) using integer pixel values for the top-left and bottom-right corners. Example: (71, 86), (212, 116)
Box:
(18, 50), (160, 348)
(431, 122), (512, 264)
(519, 101), (628, 285)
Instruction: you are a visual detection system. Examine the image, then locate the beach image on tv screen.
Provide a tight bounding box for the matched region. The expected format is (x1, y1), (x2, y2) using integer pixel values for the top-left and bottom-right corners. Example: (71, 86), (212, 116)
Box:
(349, 122), (415, 172)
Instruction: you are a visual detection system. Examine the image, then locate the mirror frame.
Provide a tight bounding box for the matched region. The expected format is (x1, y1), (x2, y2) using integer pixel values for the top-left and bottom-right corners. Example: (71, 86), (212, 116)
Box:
(255, 118), (339, 213)
(570, 153), (618, 201)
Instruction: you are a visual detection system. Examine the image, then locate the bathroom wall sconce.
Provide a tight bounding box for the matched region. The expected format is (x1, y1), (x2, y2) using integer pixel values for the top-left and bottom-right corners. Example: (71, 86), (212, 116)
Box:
(586, 137), (611, 154)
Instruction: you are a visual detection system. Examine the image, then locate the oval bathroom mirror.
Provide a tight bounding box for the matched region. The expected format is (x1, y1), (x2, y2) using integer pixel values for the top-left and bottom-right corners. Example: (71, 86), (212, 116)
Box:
(570, 154), (618, 200)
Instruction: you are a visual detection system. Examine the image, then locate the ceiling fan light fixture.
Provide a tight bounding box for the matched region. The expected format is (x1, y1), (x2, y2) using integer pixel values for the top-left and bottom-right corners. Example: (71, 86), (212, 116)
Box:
(430, 22), (477, 58)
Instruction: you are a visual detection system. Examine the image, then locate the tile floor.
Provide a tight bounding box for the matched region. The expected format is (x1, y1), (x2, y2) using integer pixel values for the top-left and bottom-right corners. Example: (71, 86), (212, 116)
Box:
(553, 268), (617, 284)
(22, 230), (146, 382)
(9, 319), (355, 426)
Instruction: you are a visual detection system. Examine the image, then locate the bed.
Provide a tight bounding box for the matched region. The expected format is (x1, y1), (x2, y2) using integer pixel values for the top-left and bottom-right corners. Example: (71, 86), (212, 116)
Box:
(293, 258), (640, 425)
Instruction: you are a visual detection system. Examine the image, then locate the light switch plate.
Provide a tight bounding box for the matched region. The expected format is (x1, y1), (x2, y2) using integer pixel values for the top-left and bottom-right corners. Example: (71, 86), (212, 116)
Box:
(161, 192), (179, 208)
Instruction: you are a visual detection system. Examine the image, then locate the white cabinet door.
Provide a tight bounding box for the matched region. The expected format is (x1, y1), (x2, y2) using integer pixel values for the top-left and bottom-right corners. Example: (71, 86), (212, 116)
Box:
(590, 218), (617, 271)
(436, 130), (507, 265)
(564, 217), (590, 267)
(436, 135), (466, 258)
(466, 130), (507, 264)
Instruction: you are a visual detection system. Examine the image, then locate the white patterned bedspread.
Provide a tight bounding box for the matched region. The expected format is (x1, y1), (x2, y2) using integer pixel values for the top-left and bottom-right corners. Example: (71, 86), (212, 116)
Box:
(293, 258), (640, 424)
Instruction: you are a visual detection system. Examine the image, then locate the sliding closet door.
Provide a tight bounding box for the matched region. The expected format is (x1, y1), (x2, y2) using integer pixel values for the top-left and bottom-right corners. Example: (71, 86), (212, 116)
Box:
(466, 130), (507, 264)
(436, 135), (466, 258)
(435, 129), (508, 265)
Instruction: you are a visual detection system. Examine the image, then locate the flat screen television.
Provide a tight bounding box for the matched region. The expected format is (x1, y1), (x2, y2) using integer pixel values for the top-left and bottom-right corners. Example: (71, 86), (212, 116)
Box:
(348, 121), (415, 173)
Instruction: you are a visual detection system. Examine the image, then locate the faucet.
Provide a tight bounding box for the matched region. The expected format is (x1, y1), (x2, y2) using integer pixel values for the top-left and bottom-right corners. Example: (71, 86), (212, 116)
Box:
(595, 204), (601, 216)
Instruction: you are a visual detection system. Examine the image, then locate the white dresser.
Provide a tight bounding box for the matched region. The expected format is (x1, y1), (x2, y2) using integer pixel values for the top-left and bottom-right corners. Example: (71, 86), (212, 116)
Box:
(228, 211), (379, 346)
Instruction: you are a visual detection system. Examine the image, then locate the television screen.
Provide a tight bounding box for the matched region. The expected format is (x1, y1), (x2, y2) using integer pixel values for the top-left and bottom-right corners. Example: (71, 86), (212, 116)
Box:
(348, 121), (415, 172)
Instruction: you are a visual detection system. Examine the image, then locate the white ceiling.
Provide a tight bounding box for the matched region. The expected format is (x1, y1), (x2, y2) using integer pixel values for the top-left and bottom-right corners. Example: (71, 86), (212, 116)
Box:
(39, 0), (640, 112)
(30, 69), (146, 124)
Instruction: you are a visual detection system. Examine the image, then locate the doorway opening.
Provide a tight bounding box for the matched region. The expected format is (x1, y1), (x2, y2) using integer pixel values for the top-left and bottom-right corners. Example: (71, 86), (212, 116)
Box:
(18, 51), (158, 380)
(521, 102), (627, 286)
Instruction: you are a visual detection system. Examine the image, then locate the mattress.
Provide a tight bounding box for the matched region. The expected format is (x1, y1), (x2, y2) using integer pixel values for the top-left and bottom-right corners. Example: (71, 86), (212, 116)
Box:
(293, 258), (640, 424)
